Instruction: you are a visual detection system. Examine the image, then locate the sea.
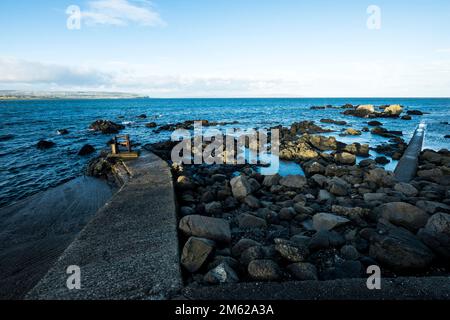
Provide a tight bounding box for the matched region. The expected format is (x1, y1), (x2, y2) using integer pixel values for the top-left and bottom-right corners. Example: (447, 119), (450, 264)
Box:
(1, 98), (449, 208)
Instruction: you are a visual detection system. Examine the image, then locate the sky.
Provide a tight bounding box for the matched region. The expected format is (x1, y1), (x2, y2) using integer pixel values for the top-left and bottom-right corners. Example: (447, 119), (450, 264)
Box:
(0, 0), (450, 97)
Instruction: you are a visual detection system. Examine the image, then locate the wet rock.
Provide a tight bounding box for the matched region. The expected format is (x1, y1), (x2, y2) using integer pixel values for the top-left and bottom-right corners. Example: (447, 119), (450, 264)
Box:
(376, 202), (429, 231)
(86, 157), (111, 177)
(145, 122), (157, 128)
(318, 189), (334, 202)
(137, 114), (147, 119)
(369, 222), (434, 270)
(343, 105), (374, 118)
(248, 260), (282, 281)
(279, 207), (296, 220)
(365, 168), (396, 187)
(368, 121), (383, 126)
(401, 115), (412, 120)
(36, 140), (55, 149)
(324, 261), (364, 280)
(179, 215), (231, 243)
(89, 120), (125, 134)
(180, 206), (194, 216)
(309, 230), (345, 250)
(244, 195), (261, 209)
(340, 245), (360, 260)
(343, 128), (362, 136)
(176, 175), (195, 190)
(407, 110), (423, 115)
(312, 213), (350, 231)
(320, 119), (347, 125)
(279, 175), (307, 189)
(231, 238), (262, 257)
(303, 161), (326, 176)
(311, 174), (328, 187)
(204, 262), (239, 284)
(394, 182), (418, 197)
(383, 104), (403, 116)
(57, 129), (69, 135)
(287, 262), (318, 280)
(415, 200), (450, 214)
(263, 174), (281, 187)
(230, 175), (252, 199)
(78, 144), (95, 156)
(363, 193), (386, 202)
(274, 238), (309, 262)
(343, 143), (370, 157)
(205, 201), (222, 215)
(375, 156), (390, 165)
(327, 177), (350, 196)
(237, 213), (267, 229)
(334, 152), (356, 165)
(289, 121), (333, 135)
(417, 212), (450, 260)
(294, 203), (315, 215)
(240, 246), (266, 265)
(181, 237), (215, 273)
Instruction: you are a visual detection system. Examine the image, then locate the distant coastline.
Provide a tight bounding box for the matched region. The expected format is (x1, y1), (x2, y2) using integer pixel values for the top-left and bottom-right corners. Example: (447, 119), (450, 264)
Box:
(0, 90), (149, 101)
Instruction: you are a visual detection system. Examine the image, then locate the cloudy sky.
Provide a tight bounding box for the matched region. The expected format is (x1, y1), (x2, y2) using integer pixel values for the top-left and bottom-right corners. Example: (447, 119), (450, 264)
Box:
(1, 0), (450, 97)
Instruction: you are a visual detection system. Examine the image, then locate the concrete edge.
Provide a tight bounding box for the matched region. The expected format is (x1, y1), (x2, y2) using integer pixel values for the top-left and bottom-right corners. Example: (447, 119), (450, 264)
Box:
(26, 151), (183, 300)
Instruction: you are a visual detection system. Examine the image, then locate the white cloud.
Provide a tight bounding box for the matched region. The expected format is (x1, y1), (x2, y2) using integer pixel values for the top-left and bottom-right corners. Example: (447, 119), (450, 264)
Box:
(81, 0), (165, 27)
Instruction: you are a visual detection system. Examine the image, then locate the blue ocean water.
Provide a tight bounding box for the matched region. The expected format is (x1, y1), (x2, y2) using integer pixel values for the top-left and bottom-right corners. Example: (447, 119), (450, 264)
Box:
(1, 98), (449, 208)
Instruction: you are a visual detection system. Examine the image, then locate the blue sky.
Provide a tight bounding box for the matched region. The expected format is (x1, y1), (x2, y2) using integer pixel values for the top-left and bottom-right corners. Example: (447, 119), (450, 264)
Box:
(1, 0), (450, 97)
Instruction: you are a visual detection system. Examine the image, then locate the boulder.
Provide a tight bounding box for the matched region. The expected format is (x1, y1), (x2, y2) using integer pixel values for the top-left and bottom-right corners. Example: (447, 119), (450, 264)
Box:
(231, 238), (262, 257)
(145, 122), (157, 128)
(384, 104), (403, 116)
(344, 128), (362, 136)
(407, 110), (423, 115)
(179, 215), (231, 243)
(36, 140), (55, 149)
(57, 129), (69, 135)
(312, 213), (350, 231)
(274, 238), (309, 262)
(418, 212), (450, 260)
(376, 202), (429, 231)
(365, 168), (396, 187)
(375, 156), (390, 165)
(323, 261), (363, 280)
(240, 246), (266, 265)
(78, 144), (96, 156)
(244, 195), (261, 209)
(237, 213), (267, 229)
(369, 223), (434, 270)
(230, 175), (252, 199)
(356, 104), (375, 114)
(89, 120), (125, 134)
(204, 201), (222, 215)
(309, 230), (345, 250)
(415, 201), (450, 214)
(303, 161), (326, 176)
(279, 175), (307, 189)
(368, 121), (383, 126)
(204, 262), (239, 284)
(334, 152), (356, 165)
(363, 193), (386, 202)
(394, 182), (418, 197)
(262, 174), (281, 187)
(181, 237), (215, 273)
(248, 260), (282, 281)
(340, 245), (360, 260)
(287, 262), (318, 280)
(327, 177), (350, 196)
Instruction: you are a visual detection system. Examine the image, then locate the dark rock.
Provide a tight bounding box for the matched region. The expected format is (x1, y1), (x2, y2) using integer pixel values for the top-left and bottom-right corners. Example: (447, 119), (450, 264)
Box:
(57, 129), (69, 135)
(78, 144), (95, 156)
(179, 215), (231, 243)
(407, 110), (423, 115)
(340, 245), (360, 260)
(181, 237), (215, 273)
(375, 156), (390, 165)
(287, 262), (318, 280)
(137, 114), (147, 119)
(274, 238), (309, 262)
(231, 238), (262, 257)
(36, 140), (55, 149)
(89, 120), (125, 134)
(0, 134), (14, 141)
(237, 213), (267, 229)
(375, 202), (429, 232)
(369, 221), (434, 270)
(323, 261), (363, 280)
(248, 259), (282, 281)
(312, 213), (350, 231)
(417, 212), (450, 260)
(145, 122), (157, 128)
(368, 121), (383, 126)
(240, 246), (266, 265)
(204, 262), (239, 284)
(309, 230), (345, 250)
(279, 175), (307, 189)
(320, 119), (347, 125)
(401, 115), (412, 120)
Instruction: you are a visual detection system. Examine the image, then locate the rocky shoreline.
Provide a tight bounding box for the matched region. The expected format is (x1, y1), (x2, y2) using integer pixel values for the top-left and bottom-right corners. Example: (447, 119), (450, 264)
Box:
(146, 103), (450, 286)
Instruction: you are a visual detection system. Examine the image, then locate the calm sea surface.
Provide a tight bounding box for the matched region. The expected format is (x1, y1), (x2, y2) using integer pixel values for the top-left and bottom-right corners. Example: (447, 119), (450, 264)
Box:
(1, 98), (449, 208)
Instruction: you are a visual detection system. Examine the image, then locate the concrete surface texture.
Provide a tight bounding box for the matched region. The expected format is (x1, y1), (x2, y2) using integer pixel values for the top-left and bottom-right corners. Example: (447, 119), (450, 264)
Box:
(0, 176), (113, 300)
(394, 122), (426, 182)
(181, 277), (450, 300)
(26, 152), (182, 300)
